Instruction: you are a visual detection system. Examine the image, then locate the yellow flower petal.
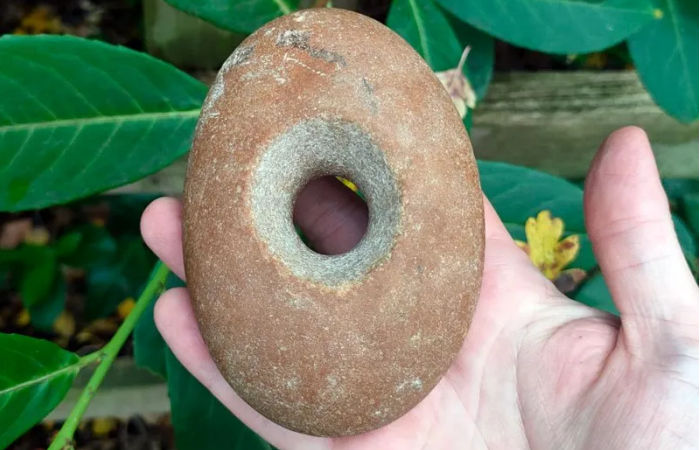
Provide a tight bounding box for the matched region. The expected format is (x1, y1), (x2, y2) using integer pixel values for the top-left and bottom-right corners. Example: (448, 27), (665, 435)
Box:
(17, 6), (64, 35)
(117, 297), (136, 319)
(336, 177), (358, 193)
(556, 234), (580, 270)
(24, 227), (50, 246)
(53, 311), (76, 338)
(15, 308), (31, 327)
(76, 330), (95, 344)
(535, 210), (564, 241)
(91, 417), (118, 437)
(520, 210), (581, 280)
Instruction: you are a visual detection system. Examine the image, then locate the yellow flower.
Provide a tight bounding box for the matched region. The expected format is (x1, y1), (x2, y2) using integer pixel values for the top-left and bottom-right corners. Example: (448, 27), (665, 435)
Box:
(117, 297), (136, 319)
(91, 417), (118, 437)
(14, 6), (63, 35)
(515, 210), (580, 280)
(23, 226), (50, 246)
(53, 310), (76, 338)
(336, 176), (359, 193)
(15, 308), (31, 327)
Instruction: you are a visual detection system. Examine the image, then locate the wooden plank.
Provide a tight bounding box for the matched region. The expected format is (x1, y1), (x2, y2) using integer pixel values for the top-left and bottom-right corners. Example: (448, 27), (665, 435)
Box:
(143, 0), (358, 70)
(113, 70), (698, 195)
(46, 358), (169, 420)
(143, 0), (246, 70)
(472, 71), (698, 178)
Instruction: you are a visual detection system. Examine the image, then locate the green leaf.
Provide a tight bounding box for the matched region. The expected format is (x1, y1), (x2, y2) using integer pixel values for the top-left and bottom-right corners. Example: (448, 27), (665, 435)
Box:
(673, 213), (698, 256)
(165, 350), (271, 450)
(435, 0), (655, 53)
(662, 178), (698, 211)
(628, 0), (699, 122)
(0, 35), (207, 212)
(478, 161), (586, 231)
(28, 275), (67, 332)
(387, 0), (463, 71)
(0, 244), (50, 266)
(85, 238), (155, 319)
(575, 273), (618, 315)
(0, 333), (80, 448)
(387, 0), (493, 102)
(682, 193), (699, 236)
(164, 0), (299, 34)
(134, 295), (167, 378)
(19, 248), (57, 307)
(673, 214), (698, 278)
(63, 225), (117, 268)
(54, 232), (82, 258)
(0, 267), (9, 291)
(134, 272), (185, 378)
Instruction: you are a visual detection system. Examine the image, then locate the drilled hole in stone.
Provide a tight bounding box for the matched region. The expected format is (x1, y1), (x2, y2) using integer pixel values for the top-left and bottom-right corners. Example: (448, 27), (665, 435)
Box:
(292, 175), (369, 255)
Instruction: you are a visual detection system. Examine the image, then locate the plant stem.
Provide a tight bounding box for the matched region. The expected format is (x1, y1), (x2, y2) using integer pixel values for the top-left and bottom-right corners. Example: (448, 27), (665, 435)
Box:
(48, 261), (170, 450)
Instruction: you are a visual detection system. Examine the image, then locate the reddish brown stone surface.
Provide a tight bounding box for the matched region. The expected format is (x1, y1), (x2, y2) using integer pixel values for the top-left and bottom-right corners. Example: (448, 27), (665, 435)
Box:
(184, 8), (484, 437)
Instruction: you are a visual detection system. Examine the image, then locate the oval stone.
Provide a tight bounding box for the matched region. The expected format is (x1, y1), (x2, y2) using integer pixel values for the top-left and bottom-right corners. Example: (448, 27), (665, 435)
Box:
(183, 8), (484, 437)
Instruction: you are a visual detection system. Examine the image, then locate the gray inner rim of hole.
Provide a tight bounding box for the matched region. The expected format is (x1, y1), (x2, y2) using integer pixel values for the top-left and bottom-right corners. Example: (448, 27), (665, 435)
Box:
(251, 118), (401, 286)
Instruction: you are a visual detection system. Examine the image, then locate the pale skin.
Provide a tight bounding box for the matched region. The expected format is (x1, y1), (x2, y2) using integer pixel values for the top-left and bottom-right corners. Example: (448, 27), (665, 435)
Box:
(141, 127), (698, 449)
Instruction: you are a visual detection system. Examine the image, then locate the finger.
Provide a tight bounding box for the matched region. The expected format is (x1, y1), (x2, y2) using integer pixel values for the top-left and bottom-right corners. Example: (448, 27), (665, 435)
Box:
(140, 197), (186, 280)
(584, 127), (697, 343)
(154, 288), (328, 449)
(293, 176), (368, 255)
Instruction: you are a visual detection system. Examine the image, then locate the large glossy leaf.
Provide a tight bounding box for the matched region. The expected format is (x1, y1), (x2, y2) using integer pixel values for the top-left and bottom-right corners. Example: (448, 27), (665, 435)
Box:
(478, 161), (585, 231)
(165, 350), (271, 450)
(628, 0), (699, 122)
(682, 193), (699, 236)
(134, 292), (168, 378)
(575, 273), (618, 315)
(0, 35), (207, 212)
(387, 0), (463, 72)
(129, 272), (184, 378)
(673, 214), (698, 257)
(435, 0), (655, 53)
(165, 0), (299, 34)
(387, 0), (493, 101)
(673, 214), (699, 278)
(0, 333), (80, 448)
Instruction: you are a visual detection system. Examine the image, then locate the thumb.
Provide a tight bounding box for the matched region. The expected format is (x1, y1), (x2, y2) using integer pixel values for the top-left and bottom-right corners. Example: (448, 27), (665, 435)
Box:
(584, 126), (698, 356)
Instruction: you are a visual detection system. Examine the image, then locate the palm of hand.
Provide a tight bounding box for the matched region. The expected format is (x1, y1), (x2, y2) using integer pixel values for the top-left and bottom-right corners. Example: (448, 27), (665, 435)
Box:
(142, 128), (697, 450)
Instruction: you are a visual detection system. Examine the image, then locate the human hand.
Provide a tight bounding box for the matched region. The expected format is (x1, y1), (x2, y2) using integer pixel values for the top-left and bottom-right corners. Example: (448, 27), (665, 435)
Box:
(141, 126), (698, 449)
